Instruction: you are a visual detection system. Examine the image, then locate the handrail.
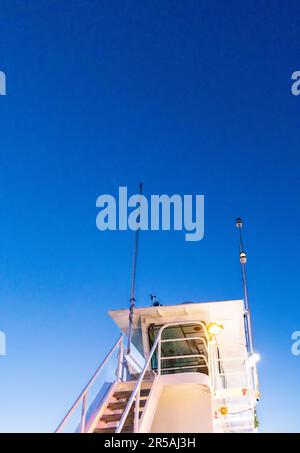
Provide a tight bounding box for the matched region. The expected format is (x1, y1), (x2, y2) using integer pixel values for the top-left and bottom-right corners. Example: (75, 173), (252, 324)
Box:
(161, 353), (209, 373)
(161, 353), (209, 369)
(161, 336), (208, 354)
(116, 321), (209, 433)
(162, 364), (208, 372)
(157, 321), (209, 376)
(160, 353), (208, 361)
(55, 334), (123, 433)
(115, 327), (162, 433)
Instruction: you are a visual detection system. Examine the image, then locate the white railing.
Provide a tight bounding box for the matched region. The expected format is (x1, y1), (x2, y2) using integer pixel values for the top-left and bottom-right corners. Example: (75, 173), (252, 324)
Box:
(55, 334), (124, 433)
(158, 335), (208, 374)
(116, 321), (209, 433)
(211, 342), (256, 395)
(210, 341), (257, 432)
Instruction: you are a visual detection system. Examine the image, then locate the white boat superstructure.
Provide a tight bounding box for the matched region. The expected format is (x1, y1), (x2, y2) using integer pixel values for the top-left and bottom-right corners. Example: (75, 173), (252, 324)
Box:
(55, 299), (260, 433)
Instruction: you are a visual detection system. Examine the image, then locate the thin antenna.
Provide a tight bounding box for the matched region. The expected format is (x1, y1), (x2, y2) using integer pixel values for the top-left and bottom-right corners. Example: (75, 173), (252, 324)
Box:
(236, 218), (254, 354)
(127, 183), (143, 355)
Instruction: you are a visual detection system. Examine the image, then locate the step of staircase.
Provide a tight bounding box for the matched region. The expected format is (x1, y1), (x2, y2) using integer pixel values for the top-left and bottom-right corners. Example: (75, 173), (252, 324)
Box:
(113, 388), (150, 400)
(101, 410), (142, 423)
(107, 398), (147, 411)
(131, 371), (155, 380)
(94, 426), (133, 434)
(94, 380), (153, 434)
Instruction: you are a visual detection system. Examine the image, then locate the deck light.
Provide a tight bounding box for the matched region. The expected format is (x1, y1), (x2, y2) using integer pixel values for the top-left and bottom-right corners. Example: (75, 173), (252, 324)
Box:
(248, 352), (260, 366)
(207, 322), (224, 336)
(219, 406), (228, 416)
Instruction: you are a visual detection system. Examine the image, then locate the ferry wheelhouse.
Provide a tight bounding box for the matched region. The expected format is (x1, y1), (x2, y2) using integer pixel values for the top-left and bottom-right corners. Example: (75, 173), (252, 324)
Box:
(55, 218), (260, 433)
(56, 298), (260, 433)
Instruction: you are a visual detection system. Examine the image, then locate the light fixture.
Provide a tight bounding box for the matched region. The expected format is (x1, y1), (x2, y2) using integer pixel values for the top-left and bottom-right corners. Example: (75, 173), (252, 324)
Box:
(219, 406), (228, 417)
(207, 322), (224, 336)
(248, 352), (260, 366)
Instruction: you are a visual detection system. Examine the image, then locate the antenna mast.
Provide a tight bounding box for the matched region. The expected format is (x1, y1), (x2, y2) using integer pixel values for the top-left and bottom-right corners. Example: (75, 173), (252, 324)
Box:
(236, 218), (254, 354)
(127, 183), (143, 355)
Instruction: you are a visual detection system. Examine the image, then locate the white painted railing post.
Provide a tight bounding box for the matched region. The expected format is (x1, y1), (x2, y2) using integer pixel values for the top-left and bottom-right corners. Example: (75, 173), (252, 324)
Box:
(116, 337), (124, 382)
(157, 336), (161, 375)
(80, 393), (87, 433)
(133, 388), (140, 433)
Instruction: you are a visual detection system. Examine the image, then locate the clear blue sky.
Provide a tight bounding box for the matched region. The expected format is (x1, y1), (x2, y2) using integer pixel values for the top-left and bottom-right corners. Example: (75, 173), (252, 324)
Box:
(0, 0), (299, 432)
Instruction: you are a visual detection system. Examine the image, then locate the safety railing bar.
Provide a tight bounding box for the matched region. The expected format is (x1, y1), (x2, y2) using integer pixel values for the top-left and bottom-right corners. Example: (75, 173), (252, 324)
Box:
(211, 371), (249, 377)
(161, 364), (209, 372)
(116, 342), (124, 381)
(216, 415), (255, 421)
(161, 337), (208, 353)
(214, 387), (255, 395)
(214, 416), (254, 423)
(55, 334), (123, 433)
(160, 353), (208, 360)
(215, 395), (252, 402)
(161, 336), (207, 342)
(159, 321), (209, 342)
(133, 388), (140, 433)
(158, 321), (209, 373)
(220, 416), (255, 423)
(215, 423), (255, 430)
(157, 331), (162, 376)
(211, 343), (247, 348)
(161, 354), (209, 369)
(161, 336), (207, 345)
(80, 393), (87, 433)
(215, 356), (246, 362)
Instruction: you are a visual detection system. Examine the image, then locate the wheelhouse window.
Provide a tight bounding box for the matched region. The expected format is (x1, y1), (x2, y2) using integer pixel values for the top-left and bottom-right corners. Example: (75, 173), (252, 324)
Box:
(148, 323), (208, 375)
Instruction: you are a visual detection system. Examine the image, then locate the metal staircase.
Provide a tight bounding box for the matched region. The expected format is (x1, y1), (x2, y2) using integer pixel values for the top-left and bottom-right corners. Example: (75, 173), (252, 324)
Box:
(94, 383), (152, 433)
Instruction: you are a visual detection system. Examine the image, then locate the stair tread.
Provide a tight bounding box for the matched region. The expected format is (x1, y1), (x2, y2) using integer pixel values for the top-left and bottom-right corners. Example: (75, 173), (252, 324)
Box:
(94, 426), (133, 434)
(113, 388), (150, 400)
(101, 408), (143, 423)
(95, 384), (151, 433)
(107, 399), (147, 410)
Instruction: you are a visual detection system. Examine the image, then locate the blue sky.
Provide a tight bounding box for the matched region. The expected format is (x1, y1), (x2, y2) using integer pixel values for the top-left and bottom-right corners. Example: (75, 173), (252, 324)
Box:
(0, 0), (300, 432)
